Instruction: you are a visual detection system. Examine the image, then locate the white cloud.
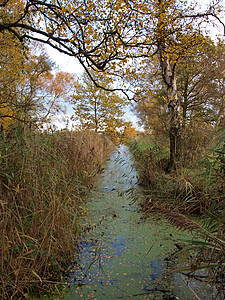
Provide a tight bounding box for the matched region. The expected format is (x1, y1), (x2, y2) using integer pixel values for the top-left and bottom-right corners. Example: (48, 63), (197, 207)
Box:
(46, 45), (84, 74)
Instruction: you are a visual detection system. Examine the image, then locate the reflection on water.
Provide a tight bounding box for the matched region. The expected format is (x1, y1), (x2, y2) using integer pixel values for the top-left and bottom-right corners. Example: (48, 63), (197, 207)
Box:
(62, 145), (211, 299)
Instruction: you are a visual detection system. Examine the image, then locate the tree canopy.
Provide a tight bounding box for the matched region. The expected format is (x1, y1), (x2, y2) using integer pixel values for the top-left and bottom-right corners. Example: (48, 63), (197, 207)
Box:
(1, 1), (224, 83)
(1, 0), (224, 167)
(72, 72), (127, 133)
(0, 32), (76, 129)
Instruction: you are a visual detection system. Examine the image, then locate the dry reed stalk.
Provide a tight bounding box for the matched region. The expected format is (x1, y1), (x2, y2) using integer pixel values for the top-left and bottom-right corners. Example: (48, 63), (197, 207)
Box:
(0, 127), (114, 299)
(166, 212), (225, 248)
(166, 212), (202, 232)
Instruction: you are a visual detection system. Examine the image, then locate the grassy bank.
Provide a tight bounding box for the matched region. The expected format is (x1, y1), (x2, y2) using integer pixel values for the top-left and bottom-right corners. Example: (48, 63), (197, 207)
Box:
(0, 125), (113, 299)
(129, 133), (224, 215)
(129, 131), (225, 297)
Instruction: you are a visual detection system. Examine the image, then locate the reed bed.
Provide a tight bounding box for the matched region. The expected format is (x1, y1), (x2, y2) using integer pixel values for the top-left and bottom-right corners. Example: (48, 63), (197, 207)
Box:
(128, 131), (225, 298)
(0, 126), (113, 299)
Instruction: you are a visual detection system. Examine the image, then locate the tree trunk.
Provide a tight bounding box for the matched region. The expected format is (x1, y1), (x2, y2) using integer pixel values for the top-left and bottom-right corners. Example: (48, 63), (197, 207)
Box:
(158, 43), (181, 171)
(167, 85), (181, 171)
(94, 99), (98, 132)
(181, 76), (189, 130)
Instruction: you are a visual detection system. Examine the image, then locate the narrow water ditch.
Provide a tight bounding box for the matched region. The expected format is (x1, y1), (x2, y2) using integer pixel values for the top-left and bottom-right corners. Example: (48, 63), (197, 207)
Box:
(61, 145), (211, 299)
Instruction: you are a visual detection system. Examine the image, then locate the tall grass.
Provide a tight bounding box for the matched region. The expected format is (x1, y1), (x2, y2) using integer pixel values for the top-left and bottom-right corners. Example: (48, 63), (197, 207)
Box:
(129, 131), (224, 215)
(129, 129), (225, 298)
(128, 136), (169, 187)
(0, 125), (113, 299)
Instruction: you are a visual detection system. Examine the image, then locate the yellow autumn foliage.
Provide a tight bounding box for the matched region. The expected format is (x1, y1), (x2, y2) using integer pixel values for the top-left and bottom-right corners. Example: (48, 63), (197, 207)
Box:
(0, 106), (13, 130)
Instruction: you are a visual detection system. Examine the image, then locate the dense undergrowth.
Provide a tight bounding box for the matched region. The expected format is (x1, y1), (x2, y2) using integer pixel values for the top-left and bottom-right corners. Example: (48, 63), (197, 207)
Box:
(0, 125), (113, 299)
(129, 128), (225, 298)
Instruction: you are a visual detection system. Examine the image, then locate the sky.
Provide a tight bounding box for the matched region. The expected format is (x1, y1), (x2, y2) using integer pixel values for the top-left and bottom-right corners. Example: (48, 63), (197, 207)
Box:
(46, 46), (143, 131)
(46, 0), (225, 131)
(47, 47), (83, 75)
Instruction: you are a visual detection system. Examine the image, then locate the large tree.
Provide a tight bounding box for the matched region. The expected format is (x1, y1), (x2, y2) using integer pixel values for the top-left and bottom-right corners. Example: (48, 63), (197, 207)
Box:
(134, 36), (225, 163)
(72, 72), (127, 132)
(177, 38), (225, 129)
(0, 33), (76, 128)
(1, 0), (224, 168)
(1, 1), (223, 83)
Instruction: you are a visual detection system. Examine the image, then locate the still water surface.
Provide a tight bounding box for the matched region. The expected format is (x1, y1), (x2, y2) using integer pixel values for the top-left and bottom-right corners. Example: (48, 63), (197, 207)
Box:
(62, 145), (210, 299)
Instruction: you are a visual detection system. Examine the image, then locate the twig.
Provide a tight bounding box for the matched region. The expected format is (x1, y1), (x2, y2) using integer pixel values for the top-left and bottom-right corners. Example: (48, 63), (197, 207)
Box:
(181, 275), (201, 300)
